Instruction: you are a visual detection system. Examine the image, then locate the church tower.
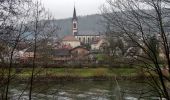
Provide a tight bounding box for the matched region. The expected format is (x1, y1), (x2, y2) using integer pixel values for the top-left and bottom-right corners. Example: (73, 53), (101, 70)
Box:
(72, 6), (78, 36)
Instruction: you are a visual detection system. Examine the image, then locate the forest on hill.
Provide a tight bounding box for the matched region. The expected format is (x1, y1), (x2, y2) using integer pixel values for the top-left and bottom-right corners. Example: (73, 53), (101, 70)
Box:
(53, 14), (105, 37)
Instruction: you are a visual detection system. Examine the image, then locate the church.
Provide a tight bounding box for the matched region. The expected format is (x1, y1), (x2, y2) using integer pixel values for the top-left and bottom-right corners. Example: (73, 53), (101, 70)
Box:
(72, 7), (100, 44)
(62, 6), (100, 46)
(62, 6), (107, 49)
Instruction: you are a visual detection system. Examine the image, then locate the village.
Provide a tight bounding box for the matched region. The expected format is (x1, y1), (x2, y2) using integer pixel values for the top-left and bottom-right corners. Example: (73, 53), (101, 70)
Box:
(3, 7), (165, 67)
(0, 0), (170, 100)
(6, 7), (111, 66)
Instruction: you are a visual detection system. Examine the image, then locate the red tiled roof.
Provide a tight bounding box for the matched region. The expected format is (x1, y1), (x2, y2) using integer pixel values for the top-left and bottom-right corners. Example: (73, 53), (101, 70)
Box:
(63, 35), (79, 41)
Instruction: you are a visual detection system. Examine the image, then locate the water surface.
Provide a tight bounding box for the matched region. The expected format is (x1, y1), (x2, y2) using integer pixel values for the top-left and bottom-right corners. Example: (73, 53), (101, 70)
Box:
(8, 80), (161, 100)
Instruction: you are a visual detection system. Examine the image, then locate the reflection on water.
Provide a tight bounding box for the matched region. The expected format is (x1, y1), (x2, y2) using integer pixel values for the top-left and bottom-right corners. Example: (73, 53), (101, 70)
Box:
(8, 80), (163, 100)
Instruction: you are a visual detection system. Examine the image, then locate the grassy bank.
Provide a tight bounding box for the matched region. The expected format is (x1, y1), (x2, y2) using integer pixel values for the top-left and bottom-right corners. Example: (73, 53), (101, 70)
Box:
(21, 68), (137, 76)
(0, 68), (143, 80)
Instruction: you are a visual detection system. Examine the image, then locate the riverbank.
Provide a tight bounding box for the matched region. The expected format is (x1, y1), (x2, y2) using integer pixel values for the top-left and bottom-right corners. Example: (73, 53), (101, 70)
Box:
(1, 68), (147, 81)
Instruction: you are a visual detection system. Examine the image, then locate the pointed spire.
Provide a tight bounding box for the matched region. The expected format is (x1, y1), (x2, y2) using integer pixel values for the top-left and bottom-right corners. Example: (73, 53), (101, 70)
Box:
(73, 6), (77, 20)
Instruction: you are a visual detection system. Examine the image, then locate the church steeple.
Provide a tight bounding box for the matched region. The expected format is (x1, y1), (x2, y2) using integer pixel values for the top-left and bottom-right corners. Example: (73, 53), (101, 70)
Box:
(72, 6), (78, 36)
(73, 6), (77, 20)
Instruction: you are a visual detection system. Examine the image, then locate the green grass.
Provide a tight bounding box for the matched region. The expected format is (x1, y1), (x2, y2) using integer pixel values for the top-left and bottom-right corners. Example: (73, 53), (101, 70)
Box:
(0, 68), (139, 79)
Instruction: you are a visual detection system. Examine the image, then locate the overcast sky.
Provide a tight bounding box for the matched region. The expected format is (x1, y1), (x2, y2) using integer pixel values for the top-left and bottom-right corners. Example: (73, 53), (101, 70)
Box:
(40, 0), (106, 19)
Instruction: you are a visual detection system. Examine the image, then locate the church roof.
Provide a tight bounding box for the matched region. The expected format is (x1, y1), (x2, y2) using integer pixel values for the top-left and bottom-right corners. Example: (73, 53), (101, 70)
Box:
(63, 35), (79, 41)
(77, 31), (100, 36)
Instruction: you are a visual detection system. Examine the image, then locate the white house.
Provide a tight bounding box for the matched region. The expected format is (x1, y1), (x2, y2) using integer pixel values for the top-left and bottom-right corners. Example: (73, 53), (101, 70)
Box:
(62, 35), (81, 48)
(91, 38), (109, 50)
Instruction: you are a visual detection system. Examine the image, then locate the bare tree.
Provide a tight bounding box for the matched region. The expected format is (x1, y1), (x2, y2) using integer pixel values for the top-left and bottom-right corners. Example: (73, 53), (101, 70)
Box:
(0, 0), (59, 99)
(0, 0), (33, 100)
(102, 0), (170, 99)
(28, 1), (43, 100)
(28, 1), (58, 99)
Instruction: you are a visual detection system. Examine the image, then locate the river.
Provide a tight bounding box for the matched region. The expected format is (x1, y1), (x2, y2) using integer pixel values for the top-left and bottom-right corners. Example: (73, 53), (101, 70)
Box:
(8, 80), (164, 100)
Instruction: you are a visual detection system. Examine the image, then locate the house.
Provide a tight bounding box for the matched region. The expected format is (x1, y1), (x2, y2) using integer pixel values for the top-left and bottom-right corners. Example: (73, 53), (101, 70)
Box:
(51, 48), (72, 64)
(70, 46), (89, 63)
(91, 38), (109, 50)
(62, 35), (81, 48)
(20, 48), (34, 63)
(12, 49), (27, 63)
(20, 47), (42, 63)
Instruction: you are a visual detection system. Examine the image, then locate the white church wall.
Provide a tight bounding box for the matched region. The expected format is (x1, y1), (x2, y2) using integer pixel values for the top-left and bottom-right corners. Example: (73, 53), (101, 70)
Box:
(75, 35), (100, 44)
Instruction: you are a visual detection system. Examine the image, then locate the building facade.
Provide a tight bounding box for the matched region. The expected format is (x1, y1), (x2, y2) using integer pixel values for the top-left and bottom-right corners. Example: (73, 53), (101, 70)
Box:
(62, 35), (81, 48)
(72, 6), (100, 44)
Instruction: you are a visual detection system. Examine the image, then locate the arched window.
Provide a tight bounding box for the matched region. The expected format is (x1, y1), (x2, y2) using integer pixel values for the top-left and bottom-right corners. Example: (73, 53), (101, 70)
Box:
(92, 37), (94, 42)
(83, 37), (85, 43)
(74, 23), (76, 28)
(88, 37), (90, 43)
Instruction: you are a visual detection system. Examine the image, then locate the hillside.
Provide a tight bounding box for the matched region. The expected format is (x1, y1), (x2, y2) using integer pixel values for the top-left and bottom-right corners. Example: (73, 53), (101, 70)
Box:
(53, 14), (105, 37)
